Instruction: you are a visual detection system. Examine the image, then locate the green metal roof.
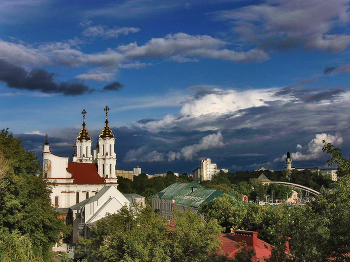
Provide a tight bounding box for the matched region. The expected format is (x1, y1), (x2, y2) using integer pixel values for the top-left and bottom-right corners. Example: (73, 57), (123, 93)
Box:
(157, 182), (202, 200)
(176, 188), (224, 208)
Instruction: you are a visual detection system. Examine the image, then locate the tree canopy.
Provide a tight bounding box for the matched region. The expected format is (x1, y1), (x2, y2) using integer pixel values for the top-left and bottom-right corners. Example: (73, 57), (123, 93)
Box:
(78, 205), (227, 262)
(0, 129), (66, 261)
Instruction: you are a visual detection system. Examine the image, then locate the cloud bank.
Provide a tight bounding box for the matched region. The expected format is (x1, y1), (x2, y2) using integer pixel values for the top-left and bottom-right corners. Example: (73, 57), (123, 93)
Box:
(0, 59), (123, 95)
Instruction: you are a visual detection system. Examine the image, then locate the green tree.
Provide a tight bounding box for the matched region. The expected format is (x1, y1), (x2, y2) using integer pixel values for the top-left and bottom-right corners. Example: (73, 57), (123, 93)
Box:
(0, 129), (66, 261)
(249, 178), (268, 202)
(79, 204), (223, 262)
(116, 176), (135, 193)
(199, 194), (247, 232)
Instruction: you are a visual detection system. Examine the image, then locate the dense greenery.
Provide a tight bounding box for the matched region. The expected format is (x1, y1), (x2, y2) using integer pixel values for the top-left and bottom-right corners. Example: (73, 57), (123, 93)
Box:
(78, 205), (232, 262)
(118, 166), (332, 205)
(198, 142), (350, 261)
(0, 129), (66, 261)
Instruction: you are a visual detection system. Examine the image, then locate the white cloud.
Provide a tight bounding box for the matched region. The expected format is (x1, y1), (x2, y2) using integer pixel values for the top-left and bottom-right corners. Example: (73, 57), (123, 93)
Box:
(82, 25), (140, 38)
(119, 33), (268, 62)
(25, 130), (44, 135)
(180, 131), (224, 160)
(213, 0), (350, 52)
(180, 88), (286, 117)
(124, 131), (224, 162)
(0, 32), (268, 76)
(76, 72), (115, 82)
(276, 133), (343, 162)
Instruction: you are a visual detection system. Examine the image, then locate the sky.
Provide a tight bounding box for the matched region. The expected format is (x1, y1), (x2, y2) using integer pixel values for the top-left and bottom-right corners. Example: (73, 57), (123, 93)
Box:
(1, 0), (350, 175)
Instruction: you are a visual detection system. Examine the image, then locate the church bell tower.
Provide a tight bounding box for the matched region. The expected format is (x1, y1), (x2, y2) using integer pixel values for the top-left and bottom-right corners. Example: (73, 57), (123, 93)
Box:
(73, 109), (93, 163)
(96, 106), (117, 183)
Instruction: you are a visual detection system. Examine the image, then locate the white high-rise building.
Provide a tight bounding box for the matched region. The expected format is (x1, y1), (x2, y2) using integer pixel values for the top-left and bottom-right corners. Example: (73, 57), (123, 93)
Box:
(200, 158), (217, 181)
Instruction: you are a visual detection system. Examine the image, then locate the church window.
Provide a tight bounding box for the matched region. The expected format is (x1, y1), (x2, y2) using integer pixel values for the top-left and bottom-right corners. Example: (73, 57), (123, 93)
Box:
(102, 164), (105, 175)
(76, 192), (80, 204)
(55, 196), (59, 207)
(102, 145), (105, 155)
(110, 144), (112, 155)
(86, 192), (89, 199)
(80, 146), (82, 157)
(86, 146), (88, 157)
(110, 164), (112, 175)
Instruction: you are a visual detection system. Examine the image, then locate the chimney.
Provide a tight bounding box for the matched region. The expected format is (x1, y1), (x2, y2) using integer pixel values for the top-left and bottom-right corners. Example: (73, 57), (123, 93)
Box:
(234, 230), (258, 246)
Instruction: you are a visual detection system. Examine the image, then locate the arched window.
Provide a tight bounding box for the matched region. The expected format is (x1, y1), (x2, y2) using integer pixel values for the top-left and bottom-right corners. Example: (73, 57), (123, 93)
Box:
(86, 192), (89, 199)
(55, 196), (59, 207)
(76, 192), (79, 204)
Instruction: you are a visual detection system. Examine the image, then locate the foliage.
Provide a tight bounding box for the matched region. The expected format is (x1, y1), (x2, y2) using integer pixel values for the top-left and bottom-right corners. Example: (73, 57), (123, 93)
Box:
(267, 183), (293, 201)
(0, 129), (66, 261)
(78, 204), (223, 262)
(249, 178), (268, 202)
(0, 230), (39, 261)
(199, 194), (247, 232)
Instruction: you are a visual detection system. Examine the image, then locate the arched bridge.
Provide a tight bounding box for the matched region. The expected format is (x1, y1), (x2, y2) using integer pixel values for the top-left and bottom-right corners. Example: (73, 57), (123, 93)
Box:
(269, 181), (320, 196)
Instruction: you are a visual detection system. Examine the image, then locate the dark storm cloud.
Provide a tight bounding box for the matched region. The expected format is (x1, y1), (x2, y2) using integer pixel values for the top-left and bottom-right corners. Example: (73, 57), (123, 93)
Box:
(137, 118), (157, 124)
(0, 59), (93, 95)
(275, 84), (345, 103)
(324, 67), (337, 75)
(102, 81), (123, 91)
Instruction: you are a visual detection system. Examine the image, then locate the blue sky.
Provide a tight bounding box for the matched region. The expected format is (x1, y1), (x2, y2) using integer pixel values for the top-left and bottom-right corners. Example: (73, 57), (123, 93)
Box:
(1, 0), (350, 175)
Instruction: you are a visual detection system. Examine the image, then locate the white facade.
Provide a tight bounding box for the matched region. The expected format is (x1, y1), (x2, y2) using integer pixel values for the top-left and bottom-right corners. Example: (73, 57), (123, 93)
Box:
(200, 158), (217, 181)
(320, 169), (338, 181)
(69, 186), (130, 242)
(42, 107), (118, 209)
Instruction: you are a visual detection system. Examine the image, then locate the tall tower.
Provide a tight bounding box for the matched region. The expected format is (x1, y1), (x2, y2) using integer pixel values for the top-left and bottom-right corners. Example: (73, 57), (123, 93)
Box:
(285, 152), (292, 180)
(96, 106), (117, 183)
(73, 109), (93, 163)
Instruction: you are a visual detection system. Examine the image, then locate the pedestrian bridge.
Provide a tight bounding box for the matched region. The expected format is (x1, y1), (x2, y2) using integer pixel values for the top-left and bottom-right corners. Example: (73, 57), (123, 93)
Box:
(269, 181), (320, 196)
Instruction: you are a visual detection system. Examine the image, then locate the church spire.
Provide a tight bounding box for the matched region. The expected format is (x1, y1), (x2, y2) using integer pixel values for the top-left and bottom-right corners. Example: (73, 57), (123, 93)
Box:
(74, 109), (93, 163)
(99, 106), (114, 138)
(77, 109), (91, 141)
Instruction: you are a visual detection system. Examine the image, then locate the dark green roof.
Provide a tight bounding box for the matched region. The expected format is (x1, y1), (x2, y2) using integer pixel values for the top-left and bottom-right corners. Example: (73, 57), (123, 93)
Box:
(176, 188), (224, 208)
(157, 182), (202, 200)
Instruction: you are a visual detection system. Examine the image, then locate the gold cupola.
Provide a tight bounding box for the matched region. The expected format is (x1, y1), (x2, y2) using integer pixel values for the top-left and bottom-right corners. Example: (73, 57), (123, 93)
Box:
(77, 109), (91, 141)
(99, 106), (114, 138)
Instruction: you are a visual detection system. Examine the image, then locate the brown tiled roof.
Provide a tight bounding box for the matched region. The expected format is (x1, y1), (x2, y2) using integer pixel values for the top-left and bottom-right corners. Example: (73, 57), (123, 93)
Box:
(66, 162), (105, 184)
(219, 233), (272, 261)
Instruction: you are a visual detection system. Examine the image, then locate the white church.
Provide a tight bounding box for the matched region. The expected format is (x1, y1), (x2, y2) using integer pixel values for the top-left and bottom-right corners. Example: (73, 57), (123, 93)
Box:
(43, 106), (120, 209)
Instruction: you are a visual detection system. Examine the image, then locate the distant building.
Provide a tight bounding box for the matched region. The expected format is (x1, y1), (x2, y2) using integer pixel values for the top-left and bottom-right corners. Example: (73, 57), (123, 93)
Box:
(192, 167), (201, 183)
(192, 158), (227, 182)
(148, 172), (179, 178)
(284, 151), (337, 181)
(201, 158), (217, 181)
(218, 230), (276, 261)
(152, 182), (232, 220)
(134, 166), (142, 176)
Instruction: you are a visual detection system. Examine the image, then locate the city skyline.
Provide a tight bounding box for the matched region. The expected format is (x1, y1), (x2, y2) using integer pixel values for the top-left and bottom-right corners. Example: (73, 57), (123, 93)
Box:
(1, 0), (350, 174)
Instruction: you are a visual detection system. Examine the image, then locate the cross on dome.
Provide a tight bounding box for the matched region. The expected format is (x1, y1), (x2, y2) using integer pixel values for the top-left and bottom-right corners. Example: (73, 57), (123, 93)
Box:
(100, 105), (114, 138)
(77, 109), (91, 141)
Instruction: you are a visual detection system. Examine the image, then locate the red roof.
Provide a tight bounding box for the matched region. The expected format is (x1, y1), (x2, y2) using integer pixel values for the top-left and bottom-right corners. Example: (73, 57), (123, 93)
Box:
(219, 232), (272, 262)
(66, 162), (105, 184)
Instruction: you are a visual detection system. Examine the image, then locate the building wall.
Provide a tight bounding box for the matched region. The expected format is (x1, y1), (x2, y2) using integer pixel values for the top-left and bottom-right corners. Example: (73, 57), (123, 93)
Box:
(192, 167), (201, 183)
(152, 195), (174, 220)
(51, 184), (105, 209)
(200, 158), (217, 181)
(116, 170), (134, 180)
